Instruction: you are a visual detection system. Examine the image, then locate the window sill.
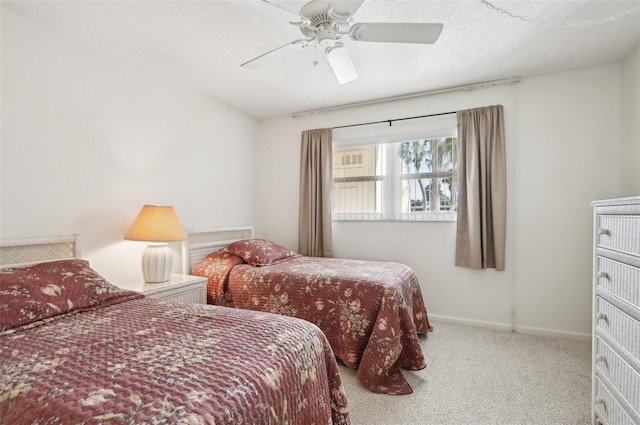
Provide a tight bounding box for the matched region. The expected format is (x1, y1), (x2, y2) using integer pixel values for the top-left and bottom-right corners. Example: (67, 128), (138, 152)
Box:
(332, 213), (457, 222)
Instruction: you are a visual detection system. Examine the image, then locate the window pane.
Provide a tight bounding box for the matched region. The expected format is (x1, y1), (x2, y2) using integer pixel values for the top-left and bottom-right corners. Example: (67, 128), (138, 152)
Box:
(398, 138), (458, 213)
(333, 145), (380, 213)
(333, 136), (458, 221)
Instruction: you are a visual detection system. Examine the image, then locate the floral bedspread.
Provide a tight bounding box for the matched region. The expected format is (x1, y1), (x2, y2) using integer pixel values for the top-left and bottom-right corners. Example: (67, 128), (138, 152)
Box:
(0, 297), (350, 424)
(202, 256), (432, 395)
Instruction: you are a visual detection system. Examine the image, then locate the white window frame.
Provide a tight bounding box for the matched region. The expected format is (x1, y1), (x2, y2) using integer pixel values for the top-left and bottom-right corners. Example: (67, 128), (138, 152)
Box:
(332, 114), (458, 222)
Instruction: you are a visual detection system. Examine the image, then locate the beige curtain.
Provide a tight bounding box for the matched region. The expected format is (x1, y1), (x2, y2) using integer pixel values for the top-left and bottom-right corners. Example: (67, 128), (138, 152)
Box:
(455, 105), (506, 270)
(298, 128), (333, 257)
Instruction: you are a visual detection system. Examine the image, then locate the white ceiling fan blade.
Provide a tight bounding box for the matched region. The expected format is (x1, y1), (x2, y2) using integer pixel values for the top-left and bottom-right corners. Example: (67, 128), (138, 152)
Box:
(350, 23), (444, 44)
(328, 1), (366, 21)
(241, 39), (310, 69)
(325, 43), (358, 84)
(260, 0), (310, 26)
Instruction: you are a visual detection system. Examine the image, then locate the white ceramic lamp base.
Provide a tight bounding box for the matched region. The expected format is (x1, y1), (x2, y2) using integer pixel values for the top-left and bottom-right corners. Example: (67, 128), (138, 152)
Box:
(142, 243), (173, 283)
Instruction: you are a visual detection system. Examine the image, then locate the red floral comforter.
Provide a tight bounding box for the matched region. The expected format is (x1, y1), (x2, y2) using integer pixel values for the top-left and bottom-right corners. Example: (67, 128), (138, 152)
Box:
(198, 255), (432, 395)
(0, 297), (350, 424)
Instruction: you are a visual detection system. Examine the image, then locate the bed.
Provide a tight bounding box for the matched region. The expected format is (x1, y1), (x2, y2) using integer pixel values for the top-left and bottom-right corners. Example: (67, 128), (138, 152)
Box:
(0, 234), (350, 424)
(182, 227), (432, 395)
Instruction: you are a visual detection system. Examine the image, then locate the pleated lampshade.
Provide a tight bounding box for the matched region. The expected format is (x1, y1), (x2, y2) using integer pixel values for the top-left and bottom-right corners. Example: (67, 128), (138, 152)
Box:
(124, 205), (186, 242)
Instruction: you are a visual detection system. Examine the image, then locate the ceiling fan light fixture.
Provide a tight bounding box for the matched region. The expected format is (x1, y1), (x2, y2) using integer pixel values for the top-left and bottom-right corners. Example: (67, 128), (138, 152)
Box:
(325, 43), (358, 84)
(317, 24), (338, 47)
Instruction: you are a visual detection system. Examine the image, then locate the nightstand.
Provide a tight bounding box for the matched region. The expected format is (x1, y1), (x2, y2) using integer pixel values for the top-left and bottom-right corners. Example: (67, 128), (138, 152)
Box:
(118, 274), (207, 304)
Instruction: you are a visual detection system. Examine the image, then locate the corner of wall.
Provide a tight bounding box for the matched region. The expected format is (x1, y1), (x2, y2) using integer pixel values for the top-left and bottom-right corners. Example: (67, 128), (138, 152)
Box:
(620, 43), (640, 196)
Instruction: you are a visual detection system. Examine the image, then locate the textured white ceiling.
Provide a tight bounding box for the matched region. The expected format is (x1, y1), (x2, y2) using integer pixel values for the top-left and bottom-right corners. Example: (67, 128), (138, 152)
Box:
(3, 0), (639, 119)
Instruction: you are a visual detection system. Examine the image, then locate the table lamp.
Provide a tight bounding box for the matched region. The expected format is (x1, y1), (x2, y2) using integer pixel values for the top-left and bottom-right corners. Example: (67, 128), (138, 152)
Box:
(124, 204), (187, 283)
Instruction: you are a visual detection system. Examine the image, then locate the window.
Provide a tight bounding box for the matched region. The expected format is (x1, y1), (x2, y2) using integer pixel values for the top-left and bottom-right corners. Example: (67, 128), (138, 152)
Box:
(332, 116), (458, 221)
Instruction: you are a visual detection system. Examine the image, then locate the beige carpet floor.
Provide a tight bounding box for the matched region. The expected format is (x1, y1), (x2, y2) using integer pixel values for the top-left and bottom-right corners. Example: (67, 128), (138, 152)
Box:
(339, 321), (591, 425)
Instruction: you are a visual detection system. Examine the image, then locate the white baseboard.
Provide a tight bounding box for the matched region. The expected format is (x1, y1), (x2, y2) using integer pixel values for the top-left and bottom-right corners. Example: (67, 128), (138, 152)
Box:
(429, 314), (513, 332)
(513, 324), (591, 342)
(429, 314), (591, 342)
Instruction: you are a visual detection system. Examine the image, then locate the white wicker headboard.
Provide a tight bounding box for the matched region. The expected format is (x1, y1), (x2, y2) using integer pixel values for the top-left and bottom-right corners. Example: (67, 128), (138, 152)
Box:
(181, 226), (254, 274)
(0, 234), (82, 268)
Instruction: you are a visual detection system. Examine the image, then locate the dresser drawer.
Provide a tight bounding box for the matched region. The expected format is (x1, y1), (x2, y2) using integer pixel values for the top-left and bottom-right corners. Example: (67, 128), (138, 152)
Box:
(595, 297), (640, 360)
(597, 215), (640, 257)
(595, 336), (640, 415)
(594, 375), (638, 425)
(597, 257), (640, 310)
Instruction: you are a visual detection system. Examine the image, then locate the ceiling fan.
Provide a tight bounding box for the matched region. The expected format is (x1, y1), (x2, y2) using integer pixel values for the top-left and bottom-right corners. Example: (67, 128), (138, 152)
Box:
(241, 0), (444, 84)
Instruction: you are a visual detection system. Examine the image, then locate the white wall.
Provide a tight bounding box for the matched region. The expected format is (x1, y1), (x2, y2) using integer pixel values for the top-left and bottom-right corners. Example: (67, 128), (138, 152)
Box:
(513, 66), (621, 337)
(1, 10), (257, 283)
(255, 64), (623, 340)
(621, 44), (640, 196)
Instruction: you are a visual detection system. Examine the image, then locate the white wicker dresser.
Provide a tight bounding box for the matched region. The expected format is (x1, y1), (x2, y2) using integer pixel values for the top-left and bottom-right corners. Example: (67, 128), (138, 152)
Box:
(591, 196), (640, 425)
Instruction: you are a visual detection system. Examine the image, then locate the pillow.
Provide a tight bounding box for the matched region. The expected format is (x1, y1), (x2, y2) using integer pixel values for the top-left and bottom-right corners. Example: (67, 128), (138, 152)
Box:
(0, 259), (142, 332)
(192, 251), (244, 305)
(221, 239), (300, 267)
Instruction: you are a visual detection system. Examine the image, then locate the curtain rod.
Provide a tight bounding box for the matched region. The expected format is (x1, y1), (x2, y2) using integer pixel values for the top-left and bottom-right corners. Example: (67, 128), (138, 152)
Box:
(332, 111), (456, 130)
(292, 77), (520, 118)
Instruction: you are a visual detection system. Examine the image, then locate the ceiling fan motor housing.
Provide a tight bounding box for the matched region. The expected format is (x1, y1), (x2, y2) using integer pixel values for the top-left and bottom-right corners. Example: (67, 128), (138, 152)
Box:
(300, 10), (351, 45)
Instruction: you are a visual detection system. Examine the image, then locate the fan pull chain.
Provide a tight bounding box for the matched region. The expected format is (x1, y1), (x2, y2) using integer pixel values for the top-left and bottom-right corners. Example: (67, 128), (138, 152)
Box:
(313, 41), (319, 66)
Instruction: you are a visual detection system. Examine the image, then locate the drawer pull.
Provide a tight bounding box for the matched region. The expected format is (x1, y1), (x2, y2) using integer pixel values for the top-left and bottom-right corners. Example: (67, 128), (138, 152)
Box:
(595, 397), (607, 414)
(598, 228), (610, 236)
(596, 354), (608, 367)
(597, 312), (608, 322)
(597, 271), (610, 280)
